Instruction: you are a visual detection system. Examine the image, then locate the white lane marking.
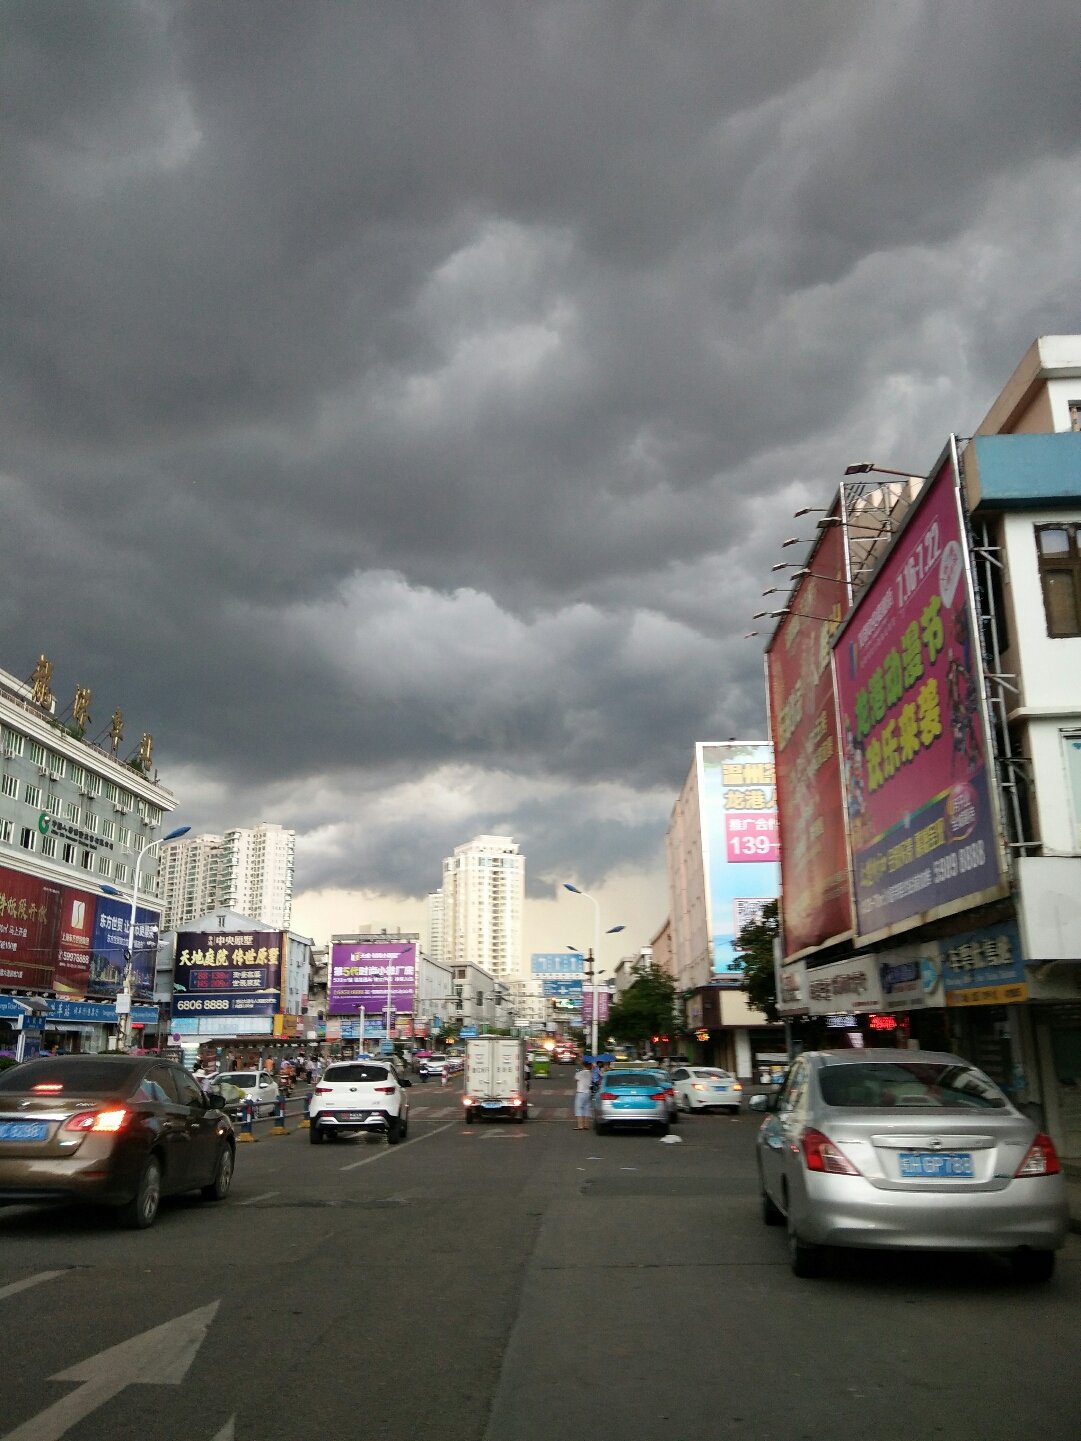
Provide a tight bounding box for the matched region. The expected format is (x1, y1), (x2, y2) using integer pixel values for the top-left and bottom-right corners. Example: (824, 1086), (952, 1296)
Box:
(340, 1119), (458, 1171)
(0, 1271), (65, 1302)
(236, 1191), (278, 1207)
(208, 1416), (235, 1441)
(2, 1300), (219, 1441)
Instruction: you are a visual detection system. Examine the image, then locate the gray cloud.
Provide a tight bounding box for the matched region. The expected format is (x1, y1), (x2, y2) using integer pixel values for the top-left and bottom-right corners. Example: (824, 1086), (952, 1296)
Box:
(3, 0), (1080, 910)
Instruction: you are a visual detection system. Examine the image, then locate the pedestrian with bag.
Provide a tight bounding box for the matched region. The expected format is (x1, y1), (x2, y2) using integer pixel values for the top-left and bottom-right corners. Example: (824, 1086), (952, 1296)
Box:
(574, 1058), (594, 1131)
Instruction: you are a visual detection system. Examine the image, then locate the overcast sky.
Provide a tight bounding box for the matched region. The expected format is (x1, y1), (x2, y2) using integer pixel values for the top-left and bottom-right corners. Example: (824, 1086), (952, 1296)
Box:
(4, 1), (1079, 959)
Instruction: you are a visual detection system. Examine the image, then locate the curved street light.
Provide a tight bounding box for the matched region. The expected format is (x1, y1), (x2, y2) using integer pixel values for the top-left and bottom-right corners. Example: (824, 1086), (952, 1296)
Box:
(563, 883), (625, 1056)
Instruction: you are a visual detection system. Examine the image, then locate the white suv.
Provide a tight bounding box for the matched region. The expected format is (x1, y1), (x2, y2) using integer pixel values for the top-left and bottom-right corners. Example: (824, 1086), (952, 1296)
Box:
(309, 1060), (411, 1144)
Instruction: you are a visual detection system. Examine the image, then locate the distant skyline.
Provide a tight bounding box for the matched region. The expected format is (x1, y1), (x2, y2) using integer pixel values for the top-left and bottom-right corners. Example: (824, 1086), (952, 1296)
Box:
(5, 3), (1079, 964)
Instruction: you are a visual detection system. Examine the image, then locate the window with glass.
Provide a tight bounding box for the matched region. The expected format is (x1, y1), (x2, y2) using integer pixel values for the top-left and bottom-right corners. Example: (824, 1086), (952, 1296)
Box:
(62, 842), (76, 864)
(47, 793), (62, 815)
(85, 812), (100, 835)
(2, 729), (25, 757)
(23, 783), (41, 809)
(81, 848), (93, 871)
(1, 773), (17, 800)
(65, 802), (80, 824)
(41, 836), (57, 858)
(50, 756), (66, 780)
(97, 855), (111, 876)
(0, 819), (11, 843)
(1036, 524), (1081, 637)
(70, 764), (84, 788)
(102, 820), (115, 840)
(20, 827), (36, 851)
(115, 863), (130, 884)
(86, 773), (101, 796)
(29, 741), (45, 766)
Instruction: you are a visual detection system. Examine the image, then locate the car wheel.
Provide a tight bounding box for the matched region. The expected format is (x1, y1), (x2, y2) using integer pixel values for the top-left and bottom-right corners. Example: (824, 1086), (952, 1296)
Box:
(400, 1111), (409, 1139)
(201, 1146), (234, 1202)
(386, 1114), (402, 1145)
(760, 1185), (784, 1227)
(1010, 1249), (1055, 1283)
(309, 1123), (324, 1145)
(120, 1155), (162, 1230)
(787, 1214), (826, 1278)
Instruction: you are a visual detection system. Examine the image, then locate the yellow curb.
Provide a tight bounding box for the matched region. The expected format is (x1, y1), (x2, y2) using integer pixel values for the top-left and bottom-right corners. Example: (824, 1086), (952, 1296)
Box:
(237, 1133), (257, 1143)
(271, 1126), (290, 1135)
(299, 1120), (310, 1129)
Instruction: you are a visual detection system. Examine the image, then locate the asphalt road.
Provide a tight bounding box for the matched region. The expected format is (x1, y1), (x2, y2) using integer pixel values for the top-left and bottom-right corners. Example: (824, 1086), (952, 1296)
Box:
(1, 1070), (1078, 1441)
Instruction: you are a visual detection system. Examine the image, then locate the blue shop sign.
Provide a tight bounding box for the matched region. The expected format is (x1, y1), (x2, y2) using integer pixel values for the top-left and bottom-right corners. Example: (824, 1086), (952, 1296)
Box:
(0, 998), (34, 1020)
(44, 1000), (160, 1024)
(941, 921), (1027, 1001)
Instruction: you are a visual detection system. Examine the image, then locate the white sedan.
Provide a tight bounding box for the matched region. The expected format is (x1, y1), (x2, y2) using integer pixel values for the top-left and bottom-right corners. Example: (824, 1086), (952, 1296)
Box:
(207, 1069), (280, 1115)
(672, 1066), (743, 1115)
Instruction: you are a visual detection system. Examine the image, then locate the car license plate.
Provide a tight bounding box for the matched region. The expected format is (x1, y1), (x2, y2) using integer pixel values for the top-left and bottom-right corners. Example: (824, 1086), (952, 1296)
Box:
(343, 1111), (368, 1121)
(898, 1151), (974, 1178)
(712, 1085), (730, 1093)
(482, 1101), (502, 1109)
(0, 1121), (50, 1142)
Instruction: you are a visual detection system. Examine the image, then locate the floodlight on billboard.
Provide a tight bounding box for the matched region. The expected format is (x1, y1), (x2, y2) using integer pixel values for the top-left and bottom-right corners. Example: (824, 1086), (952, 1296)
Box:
(831, 441), (1007, 944)
(765, 511), (854, 959)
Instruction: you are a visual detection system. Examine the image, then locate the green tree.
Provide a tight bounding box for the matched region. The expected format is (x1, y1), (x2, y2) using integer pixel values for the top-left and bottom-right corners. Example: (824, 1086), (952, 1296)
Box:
(733, 900), (780, 1023)
(605, 963), (679, 1050)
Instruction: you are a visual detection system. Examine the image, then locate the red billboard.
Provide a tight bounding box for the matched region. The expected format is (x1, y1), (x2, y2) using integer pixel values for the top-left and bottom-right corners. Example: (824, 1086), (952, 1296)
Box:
(0, 865), (63, 992)
(832, 446), (1006, 943)
(766, 516), (853, 958)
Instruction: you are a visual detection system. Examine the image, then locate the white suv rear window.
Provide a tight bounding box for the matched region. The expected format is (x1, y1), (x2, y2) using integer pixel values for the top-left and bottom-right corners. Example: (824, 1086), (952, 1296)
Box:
(325, 1064), (391, 1083)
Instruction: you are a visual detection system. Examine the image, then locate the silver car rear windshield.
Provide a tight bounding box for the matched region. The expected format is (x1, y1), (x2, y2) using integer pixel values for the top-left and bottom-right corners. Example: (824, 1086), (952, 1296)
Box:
(819, 1062), (1007, 1110)
(325, 1065), (390, 1083)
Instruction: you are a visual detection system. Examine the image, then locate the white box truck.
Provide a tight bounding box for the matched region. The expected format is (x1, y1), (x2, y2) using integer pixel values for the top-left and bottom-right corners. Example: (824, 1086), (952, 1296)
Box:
(463, 1036), (528, 1124)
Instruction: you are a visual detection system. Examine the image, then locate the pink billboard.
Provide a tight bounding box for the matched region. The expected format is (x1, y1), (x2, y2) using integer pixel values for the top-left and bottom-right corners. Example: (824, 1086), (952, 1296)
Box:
(766, 518), (853, 958)
(832, 448), (1005, 943)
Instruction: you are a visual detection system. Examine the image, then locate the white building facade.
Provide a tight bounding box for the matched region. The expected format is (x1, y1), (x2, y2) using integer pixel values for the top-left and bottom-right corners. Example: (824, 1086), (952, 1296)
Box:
(160, 822), (295, 932)
(440, 834), (524, 986)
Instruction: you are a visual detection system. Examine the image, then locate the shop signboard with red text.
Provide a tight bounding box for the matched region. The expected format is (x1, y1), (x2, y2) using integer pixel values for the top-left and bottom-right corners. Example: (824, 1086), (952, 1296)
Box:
(831, 446), (1006, 945)
(766, 513), (853, 958)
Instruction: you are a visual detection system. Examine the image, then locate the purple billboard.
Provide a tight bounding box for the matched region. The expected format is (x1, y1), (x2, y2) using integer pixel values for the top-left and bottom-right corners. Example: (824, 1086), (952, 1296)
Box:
(328, 940), (417, 1017)
(832, 446), (1006, 943)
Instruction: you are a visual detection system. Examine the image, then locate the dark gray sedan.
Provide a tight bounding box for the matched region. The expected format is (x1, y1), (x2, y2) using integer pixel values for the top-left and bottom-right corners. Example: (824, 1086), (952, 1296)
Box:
(751, 1048), (1068, 1280)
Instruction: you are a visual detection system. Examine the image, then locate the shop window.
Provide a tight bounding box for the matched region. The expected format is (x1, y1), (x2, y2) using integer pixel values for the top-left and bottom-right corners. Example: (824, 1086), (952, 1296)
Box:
(1035, 524), (1081, 637)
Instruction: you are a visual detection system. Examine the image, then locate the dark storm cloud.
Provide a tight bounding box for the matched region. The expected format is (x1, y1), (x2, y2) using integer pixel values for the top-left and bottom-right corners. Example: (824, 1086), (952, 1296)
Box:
(3, 0), (1080, 901)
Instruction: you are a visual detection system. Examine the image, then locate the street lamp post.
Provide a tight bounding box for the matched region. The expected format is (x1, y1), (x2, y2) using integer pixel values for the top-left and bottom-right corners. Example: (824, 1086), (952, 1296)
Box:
(111, 824), (191, 1053)
(563, 884), (624, 1058)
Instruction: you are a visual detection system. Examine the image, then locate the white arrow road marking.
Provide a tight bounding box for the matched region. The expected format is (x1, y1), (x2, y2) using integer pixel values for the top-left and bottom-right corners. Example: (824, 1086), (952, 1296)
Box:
(339, 1118), (457, 1171)
(0, 1272), (66, 1302)
(1, 1300), (220, 1441)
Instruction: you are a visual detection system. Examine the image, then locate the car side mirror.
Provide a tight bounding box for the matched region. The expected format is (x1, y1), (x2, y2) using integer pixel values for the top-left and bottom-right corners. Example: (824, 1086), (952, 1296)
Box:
(750, 1093), (779, 1113)
(207, 1091), (227, 1111)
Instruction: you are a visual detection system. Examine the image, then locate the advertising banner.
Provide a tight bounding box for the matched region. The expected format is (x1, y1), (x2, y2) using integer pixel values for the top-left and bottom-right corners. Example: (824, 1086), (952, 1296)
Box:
(832, 449), (1005, 944)
(776, 958), (808, 1017)
(327, 940), (417, 1017)
(580, 988), (611, 1024)
(0, 865), (63, 993)
(173, 929), (284, 1019)
(88, 898), (159, 998)
(876, 944), (943, 1011)
(766, 516), (853, 958)
(51, 886), (96, 997)
(941, 921), (1027, 1007)
(699, 743), (780, 986)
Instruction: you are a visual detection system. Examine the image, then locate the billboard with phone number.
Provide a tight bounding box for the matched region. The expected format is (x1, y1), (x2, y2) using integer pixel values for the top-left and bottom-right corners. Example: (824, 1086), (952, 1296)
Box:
(699, 742), (780, 985)
(832, 446), (1006, 943)
(173, 929), (284, 1018)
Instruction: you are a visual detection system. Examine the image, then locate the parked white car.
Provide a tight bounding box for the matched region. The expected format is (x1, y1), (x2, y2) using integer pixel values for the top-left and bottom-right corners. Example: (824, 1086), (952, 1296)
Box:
(208, 1069), (280, 1116)
(671, 1066), (743, 1115)
(309, 1059), (411, 1144)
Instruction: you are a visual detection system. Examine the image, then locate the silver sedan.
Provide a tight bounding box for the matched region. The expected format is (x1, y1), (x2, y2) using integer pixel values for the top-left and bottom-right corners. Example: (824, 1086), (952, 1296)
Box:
(751, 1048), (1068, 1281)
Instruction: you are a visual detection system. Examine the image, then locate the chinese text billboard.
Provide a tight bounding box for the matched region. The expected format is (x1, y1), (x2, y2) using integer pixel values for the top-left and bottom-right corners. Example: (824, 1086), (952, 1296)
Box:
(173, 929), (284, 1019)
(832, 450), (1005, 943)
(766, 516), (853, 958)
(328, 940), (417, 1016)
(0, 865), (63, 993)
(699, 743), (780, 985)
(89, 899), (159, 998)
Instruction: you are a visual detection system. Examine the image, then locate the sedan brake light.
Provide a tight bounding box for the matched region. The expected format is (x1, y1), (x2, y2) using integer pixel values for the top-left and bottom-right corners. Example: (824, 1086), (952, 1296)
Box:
(1014, 1133), (1061, 1177)
(649, 1092), (668, 1102)
(64, 1108), (130, 1134)
(599, 1091), (617, 1102)
(374, 1086), (395, 1094)
(315, 1086), (332, 1094)
(800, 1127), (861, 1176)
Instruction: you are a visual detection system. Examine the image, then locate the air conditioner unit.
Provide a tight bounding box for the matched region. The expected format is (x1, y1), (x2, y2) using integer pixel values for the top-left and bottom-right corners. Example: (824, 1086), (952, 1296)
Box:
(79, 788), (92, 798)
(113, 803), (125, 813)
(2, 747), (14, 760)
(48, 771), (61, 782)
(37, 766), (48, 777)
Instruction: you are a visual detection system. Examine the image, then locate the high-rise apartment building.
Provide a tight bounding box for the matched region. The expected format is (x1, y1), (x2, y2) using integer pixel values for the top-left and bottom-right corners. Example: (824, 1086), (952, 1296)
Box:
(425, 889), (446, 967)
(440, 834), (524, 985)
(160, 822), (295, 931)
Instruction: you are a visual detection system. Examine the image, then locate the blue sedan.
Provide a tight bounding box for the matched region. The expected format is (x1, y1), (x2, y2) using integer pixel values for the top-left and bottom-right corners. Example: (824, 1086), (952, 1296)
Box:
(593, 1070), (671, 1136)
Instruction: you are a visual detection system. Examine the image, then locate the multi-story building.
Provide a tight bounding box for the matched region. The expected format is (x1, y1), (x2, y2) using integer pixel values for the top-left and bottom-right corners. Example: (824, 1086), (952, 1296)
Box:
(0, 656), (175, 1056)
(764, 335), (1081, 1160)
(665, 742), (784, 1077)
(425, 889), (446, 967)
(160, 823), (295, 932)
(440, 834), (524, 986)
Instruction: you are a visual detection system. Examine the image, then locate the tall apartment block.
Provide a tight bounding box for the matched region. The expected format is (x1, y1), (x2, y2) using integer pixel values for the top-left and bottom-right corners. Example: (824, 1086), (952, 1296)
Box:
(161, 822), (295, 931)
(439, 834), (524, 985)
